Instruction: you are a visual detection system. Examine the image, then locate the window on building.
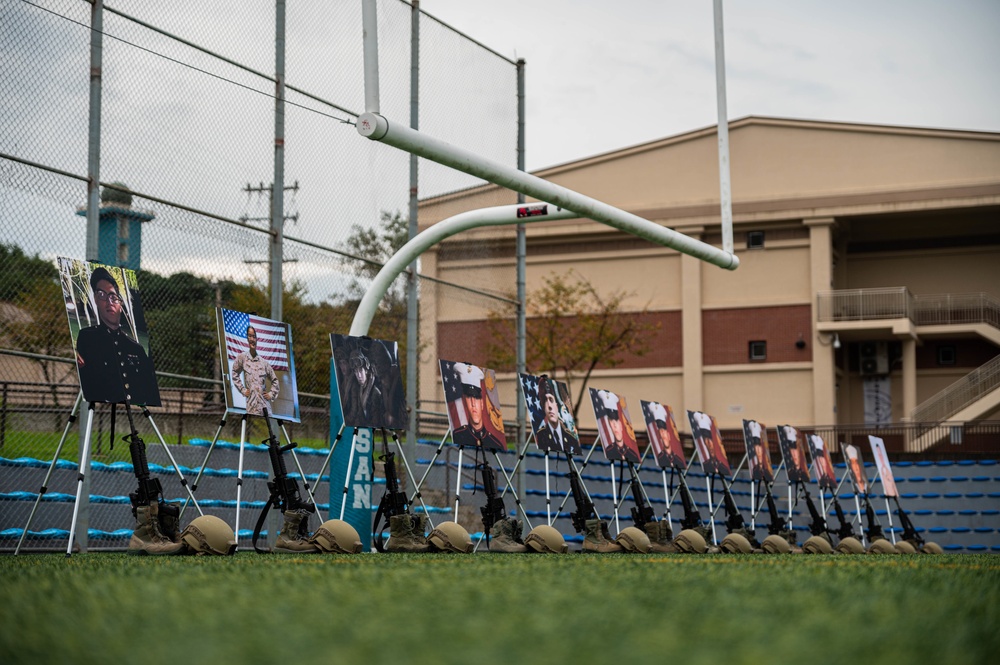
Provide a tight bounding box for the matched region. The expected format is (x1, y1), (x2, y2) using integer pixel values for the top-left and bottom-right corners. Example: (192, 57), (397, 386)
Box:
(937, 345), (956, 366)
(749, 340), (767, 361)
(747, 231), (765, 249)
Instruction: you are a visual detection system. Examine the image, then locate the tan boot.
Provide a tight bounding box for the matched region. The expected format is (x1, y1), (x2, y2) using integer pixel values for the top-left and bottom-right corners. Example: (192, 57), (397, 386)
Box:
(386, 514), (431, 552)
(128, 503), (184, 555)
(274, 509), (321, 554)
(489, 518), (528, 553)
(582, 518), (623, 553)
(645, 521), (678, 553)
(158, 501), (181, 544)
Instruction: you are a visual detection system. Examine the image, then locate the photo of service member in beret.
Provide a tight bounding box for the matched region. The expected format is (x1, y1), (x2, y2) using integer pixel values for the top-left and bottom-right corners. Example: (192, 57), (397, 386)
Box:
(440, 359), (506, 452)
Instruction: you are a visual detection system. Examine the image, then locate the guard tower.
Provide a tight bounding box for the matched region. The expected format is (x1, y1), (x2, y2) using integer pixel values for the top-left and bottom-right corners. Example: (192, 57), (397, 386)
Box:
(76, 183), (154, 270)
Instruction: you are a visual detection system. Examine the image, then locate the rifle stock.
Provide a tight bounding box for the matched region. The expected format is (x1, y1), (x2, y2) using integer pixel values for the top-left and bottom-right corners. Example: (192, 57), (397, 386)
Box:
(479, 463), (507, 537)
(567, 454), (597, 533)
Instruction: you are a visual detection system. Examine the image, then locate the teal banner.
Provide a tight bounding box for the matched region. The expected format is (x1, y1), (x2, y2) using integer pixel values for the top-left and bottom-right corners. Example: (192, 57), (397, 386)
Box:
(329, 360), (373, 551)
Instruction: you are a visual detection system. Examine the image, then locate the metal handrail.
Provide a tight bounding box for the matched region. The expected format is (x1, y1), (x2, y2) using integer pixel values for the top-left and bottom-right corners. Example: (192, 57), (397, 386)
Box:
(817, 288), (1000, 330)
(911, 355), (1000, 426)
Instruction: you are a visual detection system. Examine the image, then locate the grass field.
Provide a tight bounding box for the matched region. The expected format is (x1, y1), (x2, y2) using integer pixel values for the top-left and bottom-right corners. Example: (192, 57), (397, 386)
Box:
(2, 552), (998, 665)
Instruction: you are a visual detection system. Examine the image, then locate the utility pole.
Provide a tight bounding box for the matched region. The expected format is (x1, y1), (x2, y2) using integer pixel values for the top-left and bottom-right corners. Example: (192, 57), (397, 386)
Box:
(240, 181), (300, 317)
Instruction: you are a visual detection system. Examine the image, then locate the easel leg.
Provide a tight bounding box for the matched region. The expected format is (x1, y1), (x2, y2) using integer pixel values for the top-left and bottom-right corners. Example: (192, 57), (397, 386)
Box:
(338, 430), (359, 521)
(180, 416), (227, 521)
(706, 476), (718, 546)
(409, 431), (450, 502)
(66, 403), (97, 557)
(235, 415), (248, 544)
(278, 422), (320, 510)
(544, 452), (552, 526)
(387, 429), (434, 528)
(453, 447), (464, 518)
(609, 461), (622, 534)
(492, 451), (533, 530)
(553, 437), (601, 516)
(15, 392), (83, 555)
(314, 422), (348, 519)
(141, 407), (202, 515)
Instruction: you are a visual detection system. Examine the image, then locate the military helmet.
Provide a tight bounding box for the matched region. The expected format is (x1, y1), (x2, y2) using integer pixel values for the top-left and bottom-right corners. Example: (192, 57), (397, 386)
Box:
(311, 519), (363, 554)
(921, 541), (944, 555)
(673, 529), (708, 554)
(893, 539), (917, 554)
(615, 526), (651, 553)
(761, 534), (792, 554)
(720, 532), (753, 554)
(835, 536), (865, 555)
(803, 534), (834, 554)
(866, 538), (899, 555)
(428, 521), (473, 553)
(524, 525), (568, 554)
(180, 515), (237, 556)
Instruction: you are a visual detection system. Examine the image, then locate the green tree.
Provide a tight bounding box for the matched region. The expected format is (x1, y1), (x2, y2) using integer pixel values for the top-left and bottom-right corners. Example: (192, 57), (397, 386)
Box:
(0, 244), (58, 302)
(486, 270), (658, 420)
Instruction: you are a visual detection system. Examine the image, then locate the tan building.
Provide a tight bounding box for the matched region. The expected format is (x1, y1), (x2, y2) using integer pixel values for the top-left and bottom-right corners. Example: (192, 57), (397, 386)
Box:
(417, 117), (1000, 452)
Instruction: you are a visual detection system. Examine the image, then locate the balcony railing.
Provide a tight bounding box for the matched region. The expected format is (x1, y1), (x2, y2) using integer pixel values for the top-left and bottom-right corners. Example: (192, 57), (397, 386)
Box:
(817, 288), (1000, 330)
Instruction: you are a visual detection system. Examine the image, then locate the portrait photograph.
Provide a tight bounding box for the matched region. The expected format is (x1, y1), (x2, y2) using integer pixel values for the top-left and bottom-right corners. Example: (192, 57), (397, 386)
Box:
(589, 388), (640, 464)
(867, 435), (898, 497)
(742, 419), (774, 484)
(440, 359), (506, 452)
(806, 434), (838, 491)
(776, 424), (811, 484)
(641, 400), (685, 471)
(519, 373), (580, 455)
(331, 334), (407, 430)
(58, 257), (161, 406)
(216, 308), (299, 422)
(686, 409), (731, 477)
(844, 444), (868, 494)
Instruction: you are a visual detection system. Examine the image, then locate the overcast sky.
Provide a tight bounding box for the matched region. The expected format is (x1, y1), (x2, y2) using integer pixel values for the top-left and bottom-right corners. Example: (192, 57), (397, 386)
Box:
(422, 0), (1000, 171)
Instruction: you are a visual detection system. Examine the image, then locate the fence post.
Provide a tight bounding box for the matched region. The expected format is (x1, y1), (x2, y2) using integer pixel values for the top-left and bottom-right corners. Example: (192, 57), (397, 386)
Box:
(0, 381), (7, 450)
(177, 389), (184, 445)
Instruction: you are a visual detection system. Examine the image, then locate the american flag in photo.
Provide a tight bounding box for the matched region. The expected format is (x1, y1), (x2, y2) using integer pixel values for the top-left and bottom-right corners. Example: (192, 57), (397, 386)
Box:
(223, 309), (289, 372)
(439, 359), (468, 431)
(519, 373), (543, 426)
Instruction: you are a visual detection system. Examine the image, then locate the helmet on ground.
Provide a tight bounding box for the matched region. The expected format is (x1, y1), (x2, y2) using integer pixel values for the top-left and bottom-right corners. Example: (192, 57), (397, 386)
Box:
(803, 535), (834, 554)
(615, 526), (651, 553)
(673, 529), (708, 554)
(311, 519), (363, 553)
(866, 538), (898, 554)
(921, 541), (944, 554)
(762, 534), (792, 554)
(893, 539), (917, 554)
(524, 525), (568, 553)
(180, 515), (237, 556)
(835, 536), (865, 555)
(428, 521), (472, 553)
(720, 532), (753, 554)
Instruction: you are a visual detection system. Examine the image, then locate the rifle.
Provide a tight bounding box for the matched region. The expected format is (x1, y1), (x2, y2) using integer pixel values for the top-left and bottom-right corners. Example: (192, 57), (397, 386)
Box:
(479, 462), (508, 541)
(675, 473), (703, 531)
(830, 495), (856, 540)
(719, 482), (747, 534)
(124, 403), (164, 508)
(373, 429), (411, 552)
(626, 462), (654, 530)
(862, 494), (884, 542)
(254, 408), (314, 552)
(800, 485), (829, 537)
(566, 453), (598, 533)
(762, 482), (785, 536)
(892, 496), (923, 546)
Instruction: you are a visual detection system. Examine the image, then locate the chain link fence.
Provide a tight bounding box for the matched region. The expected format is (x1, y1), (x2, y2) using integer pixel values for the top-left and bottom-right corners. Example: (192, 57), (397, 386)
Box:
(1, 0), (521, 551)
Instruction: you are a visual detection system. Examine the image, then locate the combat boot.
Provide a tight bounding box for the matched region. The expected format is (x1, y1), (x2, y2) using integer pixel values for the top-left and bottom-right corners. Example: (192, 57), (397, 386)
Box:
(128, 502), (184, 555)
(386, 513), (431, 552)
(274, 509), (321, 553)
(645, 521), (678, 553)
(489, 517), (528, 553)
(582, 518), (623, 553)
(158, 501), (181, 544)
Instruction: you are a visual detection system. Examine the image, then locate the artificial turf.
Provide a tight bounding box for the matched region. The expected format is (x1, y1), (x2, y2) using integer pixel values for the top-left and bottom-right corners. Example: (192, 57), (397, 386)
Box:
(2, 551), (997, 664)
